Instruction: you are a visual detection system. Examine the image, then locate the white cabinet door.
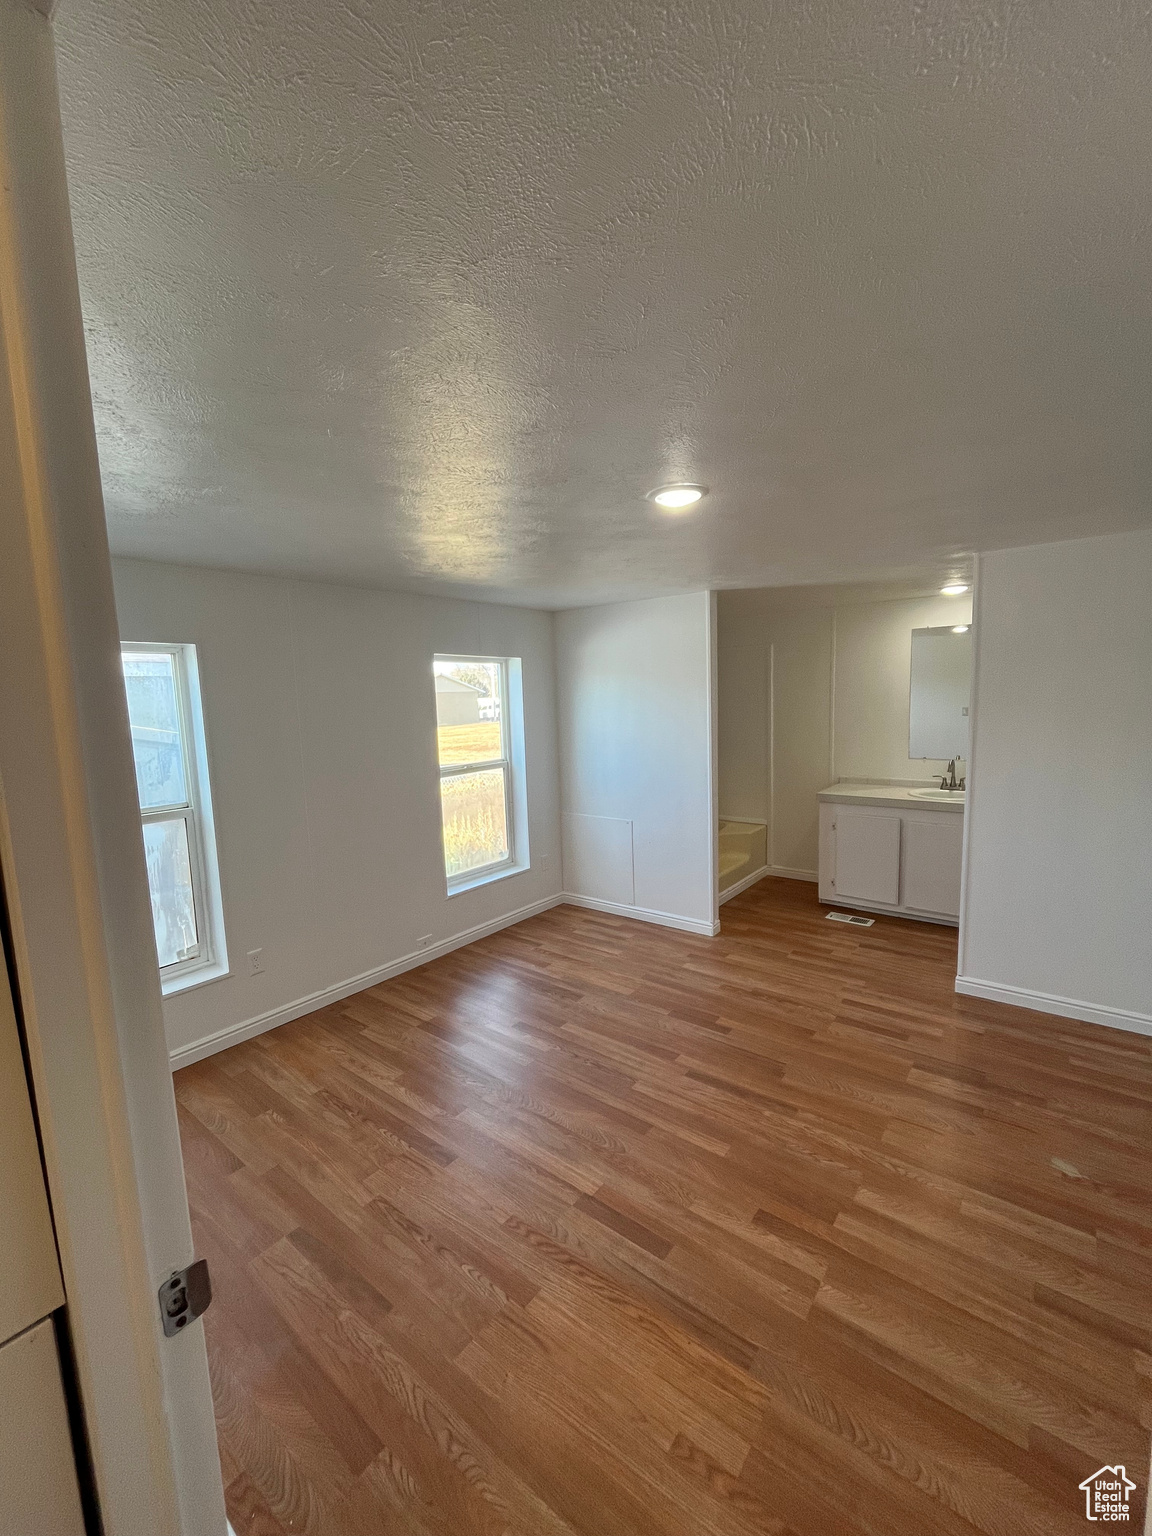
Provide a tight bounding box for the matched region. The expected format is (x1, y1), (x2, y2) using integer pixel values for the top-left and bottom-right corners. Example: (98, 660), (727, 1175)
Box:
(902, 817), (964, 917)
(833, 810), (901, 905)
(0, 969), (64, 1343)
(0, 1318), (85, 1535)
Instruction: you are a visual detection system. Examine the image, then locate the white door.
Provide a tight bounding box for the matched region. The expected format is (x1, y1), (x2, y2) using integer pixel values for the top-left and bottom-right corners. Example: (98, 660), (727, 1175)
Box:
(0, 5), (227, 1530)
(0, 963), (64, 1343)
(834, 809), (902, 905)
(902, 817), (964, 917)
(0, 961), (82, 1533)
(0, 1320), (85, 1535)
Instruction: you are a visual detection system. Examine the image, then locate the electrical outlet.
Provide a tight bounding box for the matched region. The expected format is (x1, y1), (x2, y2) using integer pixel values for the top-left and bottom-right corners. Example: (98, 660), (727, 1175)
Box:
(417, 934), (433, 950)
(247, 948), (263, 976)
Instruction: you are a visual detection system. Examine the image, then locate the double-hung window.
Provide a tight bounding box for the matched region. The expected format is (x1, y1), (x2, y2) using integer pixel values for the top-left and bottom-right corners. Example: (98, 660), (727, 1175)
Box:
(434, 656), (522, 889)
(121, 643), (226, 990)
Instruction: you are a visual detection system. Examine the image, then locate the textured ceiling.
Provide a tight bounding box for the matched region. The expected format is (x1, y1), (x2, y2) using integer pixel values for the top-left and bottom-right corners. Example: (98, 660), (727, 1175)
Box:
(54, 1), (1152, 607)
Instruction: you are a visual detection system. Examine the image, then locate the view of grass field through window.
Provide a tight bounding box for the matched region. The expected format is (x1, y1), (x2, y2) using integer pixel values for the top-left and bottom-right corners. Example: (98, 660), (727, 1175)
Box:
(436, 720), (501, 765)
(434, 659), (511, 879)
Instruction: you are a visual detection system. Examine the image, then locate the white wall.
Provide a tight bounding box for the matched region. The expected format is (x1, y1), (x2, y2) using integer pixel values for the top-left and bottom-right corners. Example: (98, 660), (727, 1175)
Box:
(718, 584), (973, 877)
(555, 592), (717, 935)
(959, 530), (1152, 1031)
(112, 559), (563, 1063)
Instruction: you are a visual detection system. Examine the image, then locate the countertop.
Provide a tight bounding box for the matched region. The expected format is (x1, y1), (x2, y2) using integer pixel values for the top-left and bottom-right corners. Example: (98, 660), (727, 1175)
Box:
(817, 781), (965, 812)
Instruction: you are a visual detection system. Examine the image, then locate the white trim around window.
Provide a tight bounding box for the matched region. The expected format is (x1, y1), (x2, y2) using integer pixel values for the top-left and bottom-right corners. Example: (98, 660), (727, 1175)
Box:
(434, 654), (530, 894)
(121, 642), (228, 994)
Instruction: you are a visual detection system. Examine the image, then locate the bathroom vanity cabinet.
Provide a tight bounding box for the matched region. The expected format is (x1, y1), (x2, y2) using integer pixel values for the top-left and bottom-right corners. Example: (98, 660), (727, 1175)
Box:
(817, 784), (964, 924)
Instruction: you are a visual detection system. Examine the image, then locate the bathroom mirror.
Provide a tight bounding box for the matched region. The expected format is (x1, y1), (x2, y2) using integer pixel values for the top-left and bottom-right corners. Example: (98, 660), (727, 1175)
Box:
(909, 626), (972, 759)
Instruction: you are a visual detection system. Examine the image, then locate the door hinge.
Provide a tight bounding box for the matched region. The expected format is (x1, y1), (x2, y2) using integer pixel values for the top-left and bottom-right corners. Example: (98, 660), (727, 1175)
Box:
(159, 1259), (212, 1337)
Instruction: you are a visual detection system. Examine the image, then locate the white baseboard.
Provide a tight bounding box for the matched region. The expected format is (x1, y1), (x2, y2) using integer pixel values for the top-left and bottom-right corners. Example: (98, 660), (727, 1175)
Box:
(560, 892), (720, 937)
(169, 895), (564, 1069)
(719, 864), (771, 904)
(720, 863), (819, 906)
(955, 975), (1152, 1038)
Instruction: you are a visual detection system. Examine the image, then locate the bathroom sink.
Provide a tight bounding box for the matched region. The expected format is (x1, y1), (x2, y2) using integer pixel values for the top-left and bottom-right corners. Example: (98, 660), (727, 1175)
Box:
(910, 787), (965, 801)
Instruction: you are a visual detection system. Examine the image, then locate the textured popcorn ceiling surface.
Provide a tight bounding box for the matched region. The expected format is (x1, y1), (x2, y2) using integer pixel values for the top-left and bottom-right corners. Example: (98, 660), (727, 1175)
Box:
(55, 1), (1152, 605)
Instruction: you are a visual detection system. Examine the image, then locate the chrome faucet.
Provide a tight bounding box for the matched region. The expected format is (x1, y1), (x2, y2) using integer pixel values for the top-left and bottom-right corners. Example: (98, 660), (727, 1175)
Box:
(939, 759), (965, 792)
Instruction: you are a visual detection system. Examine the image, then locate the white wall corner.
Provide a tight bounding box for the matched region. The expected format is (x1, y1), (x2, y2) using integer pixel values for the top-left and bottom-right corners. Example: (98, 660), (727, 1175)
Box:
(955, 550), (981, 984)
(956, 531), (1152, 1026)
(955, 976), (1152, 1039)
(706, 589), (720, 931)
(554, 591), (715, 932)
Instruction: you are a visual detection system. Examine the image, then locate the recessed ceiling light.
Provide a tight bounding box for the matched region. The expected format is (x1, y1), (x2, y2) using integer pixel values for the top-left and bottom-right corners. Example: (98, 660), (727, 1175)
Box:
(647, 483), (707, 511)
(952, 625), (970, 633)
(940, 583), (969, 596)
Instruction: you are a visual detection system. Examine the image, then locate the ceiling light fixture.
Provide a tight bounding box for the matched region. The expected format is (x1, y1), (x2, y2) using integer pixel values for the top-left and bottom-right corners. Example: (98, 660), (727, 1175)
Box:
(940, 583), (969, 596)
(952, 625), (970, 633)
(647, 483), (708, 511)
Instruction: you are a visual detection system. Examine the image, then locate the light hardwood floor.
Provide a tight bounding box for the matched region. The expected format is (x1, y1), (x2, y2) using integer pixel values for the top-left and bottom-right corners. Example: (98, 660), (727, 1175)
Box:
(175, 877), (1152, 1536)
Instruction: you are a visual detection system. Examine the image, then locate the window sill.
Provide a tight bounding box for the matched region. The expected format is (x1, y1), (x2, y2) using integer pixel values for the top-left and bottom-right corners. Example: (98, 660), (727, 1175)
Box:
(447, 861), (529, 898)
(161, 960), (231, 998)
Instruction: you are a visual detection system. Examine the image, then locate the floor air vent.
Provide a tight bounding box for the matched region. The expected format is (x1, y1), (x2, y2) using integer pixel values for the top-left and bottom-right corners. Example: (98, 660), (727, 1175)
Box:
(826, 911), (875, 927)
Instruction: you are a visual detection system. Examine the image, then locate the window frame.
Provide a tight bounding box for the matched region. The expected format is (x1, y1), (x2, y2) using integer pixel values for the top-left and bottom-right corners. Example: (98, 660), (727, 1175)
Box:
(121, 641), (227, 990)
(435, 654), (517, 890)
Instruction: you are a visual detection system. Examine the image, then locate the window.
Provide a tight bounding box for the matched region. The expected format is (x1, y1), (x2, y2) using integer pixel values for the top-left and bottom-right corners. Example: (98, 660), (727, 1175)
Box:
(121, 643), (226, 990)
(434, 656), (523, 889)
